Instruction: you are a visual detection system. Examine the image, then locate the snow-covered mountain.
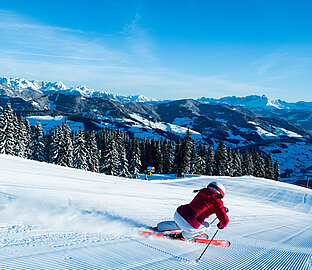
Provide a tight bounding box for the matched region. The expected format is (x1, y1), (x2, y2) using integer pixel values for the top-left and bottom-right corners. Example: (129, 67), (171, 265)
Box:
(1, 76), (312, 178)
(0, 77), (161, 104)
(0, 154), (311, 269)
(198, 95), (312, 133)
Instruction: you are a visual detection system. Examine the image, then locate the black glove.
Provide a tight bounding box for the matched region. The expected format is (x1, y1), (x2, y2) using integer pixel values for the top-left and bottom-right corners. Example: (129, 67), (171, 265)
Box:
(224, 207), (229, 213)
(217, 222), (224, 229)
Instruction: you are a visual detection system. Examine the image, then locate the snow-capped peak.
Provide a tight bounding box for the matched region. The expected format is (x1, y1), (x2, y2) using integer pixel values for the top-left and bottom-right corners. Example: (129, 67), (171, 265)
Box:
(0, 76), (163, 103)
(198, 95), (284, 110)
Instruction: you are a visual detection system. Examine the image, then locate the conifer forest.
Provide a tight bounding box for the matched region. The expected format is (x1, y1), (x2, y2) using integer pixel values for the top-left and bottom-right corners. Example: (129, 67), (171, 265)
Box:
(0, 103), (280, 180)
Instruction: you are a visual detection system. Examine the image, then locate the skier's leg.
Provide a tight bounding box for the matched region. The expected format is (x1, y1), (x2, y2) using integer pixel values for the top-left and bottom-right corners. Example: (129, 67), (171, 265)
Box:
(174, 211), (211, 240)
(157, 220), (181, 232)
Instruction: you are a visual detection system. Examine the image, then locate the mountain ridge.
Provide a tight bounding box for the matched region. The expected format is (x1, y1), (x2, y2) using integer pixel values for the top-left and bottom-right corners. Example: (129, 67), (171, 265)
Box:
(1, 76), (312, 178)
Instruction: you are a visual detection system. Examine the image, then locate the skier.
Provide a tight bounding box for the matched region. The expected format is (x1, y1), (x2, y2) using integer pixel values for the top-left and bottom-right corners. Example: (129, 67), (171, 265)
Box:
(156, 181), (229, 240)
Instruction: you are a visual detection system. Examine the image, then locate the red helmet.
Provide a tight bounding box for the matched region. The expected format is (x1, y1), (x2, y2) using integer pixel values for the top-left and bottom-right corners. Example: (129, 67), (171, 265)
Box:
(208, 182), (226, 198)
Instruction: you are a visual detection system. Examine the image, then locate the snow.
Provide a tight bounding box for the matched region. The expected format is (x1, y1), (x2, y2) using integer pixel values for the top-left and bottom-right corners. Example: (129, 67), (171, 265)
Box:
(172, 117), (196, 127)
(0, 77), (162, 104)
(260, 142), (312, 179)
(226, 130), (250, 147)
(129, 113), (203, 140)
(27, 115), (85, 133)
(274, 127), (302, 138)
(0, 154), (312, 269)
(255, 126), (278, 138)
(215, 118), (228, 124)
(247, 122), (303, 139)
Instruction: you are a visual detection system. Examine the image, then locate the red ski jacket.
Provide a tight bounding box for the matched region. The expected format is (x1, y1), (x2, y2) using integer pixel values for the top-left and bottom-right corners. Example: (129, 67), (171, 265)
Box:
(177, 188), (229, 229)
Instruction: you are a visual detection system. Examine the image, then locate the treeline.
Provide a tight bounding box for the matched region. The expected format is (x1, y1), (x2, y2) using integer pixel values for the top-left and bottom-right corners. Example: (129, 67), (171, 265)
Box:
(0, 103), (280, 180)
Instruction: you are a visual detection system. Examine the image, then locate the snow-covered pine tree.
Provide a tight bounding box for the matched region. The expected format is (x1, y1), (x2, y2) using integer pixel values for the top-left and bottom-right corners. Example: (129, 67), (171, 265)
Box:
(0, 103), (16, 156)
(191, 148), (206, 175)
(273, 160), (280, 181)
(49, 128), (60, 164)
(142, 137), (153, 172)
(86, 130), (100, 172)
(24, 119), (32, 159)
(156, 138), (164, 173)
(15, 116), (27, 158)
(227, 148), (233, 175)
(150, 138), (157, 170)
(231, 148), (243, 176)
(57, 120), (73, 167)
(242, 151), (253, 175)
(189, 141), (197, 174)
(198, 142), (208, 164)
(101, 137), (119, 176)
(163, 139), (175, 174)
(129, 138), (141, 179)
(174, 139), (182, 175)
(73, 130), (89, 170)
(0, 111), (5, 154)
(116, 131), (130, 178)
(43, 131), (52, 163)
(252, 151), (266, 178)
(140, 138), (147, 171)
(265, 154), (274, 179)
(30, 121), (45, 162)
(214, 141), (229, 176)
(206, 145), (215, 176)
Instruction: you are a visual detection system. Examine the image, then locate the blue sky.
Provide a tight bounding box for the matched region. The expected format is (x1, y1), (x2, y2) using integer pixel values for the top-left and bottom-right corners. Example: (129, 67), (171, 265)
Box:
(0, 0), (311, 101)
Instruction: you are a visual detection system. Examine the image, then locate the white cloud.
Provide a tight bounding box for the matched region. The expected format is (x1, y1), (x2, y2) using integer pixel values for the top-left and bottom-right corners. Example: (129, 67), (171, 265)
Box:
(0, 9), (281, 100)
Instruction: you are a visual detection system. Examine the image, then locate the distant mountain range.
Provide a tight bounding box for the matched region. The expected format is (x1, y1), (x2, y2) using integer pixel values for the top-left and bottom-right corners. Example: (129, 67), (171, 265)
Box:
(1, 76), (311, 178)
(0, 77), (163, 104)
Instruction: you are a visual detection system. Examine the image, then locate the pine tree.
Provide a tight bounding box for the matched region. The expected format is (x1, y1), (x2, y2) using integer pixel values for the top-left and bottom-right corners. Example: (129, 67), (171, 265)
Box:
(252, 151), (266, 178)
(189, 141), (197, 174)
(24, 119), (32, 159)
(175, 130), (192, 176)
(118, 145), (130, 177)
(86, 130), (100, 172)
(150, 138), (157, 170)
(192, 149), (206, 175)
(129, 138), (141, 178)
(214, 141), (229, 176)
(0, 103), (16, 155)
(57, 120), (73, 167)
(265, 154), (274, 179)
(206, 145), (215, 176)
(231, 148), (243, 176)
(273, 161), (280, 181)
(101, 138), (119, 175)
(73, 130), (89, 170)
(15, 116), (27, 158)
(30, 121), (45, 162)
(114, 130), (130, 177)
(163, 140), (175, 174)
(154, 139), (164, 173)
(49, 128), (60, 164)
(242, 151), (253, 175)
(227, 148), (233, 175)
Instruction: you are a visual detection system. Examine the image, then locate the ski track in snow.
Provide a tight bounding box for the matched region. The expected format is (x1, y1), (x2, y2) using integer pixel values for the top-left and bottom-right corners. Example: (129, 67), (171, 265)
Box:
(0, 155), (312, 269)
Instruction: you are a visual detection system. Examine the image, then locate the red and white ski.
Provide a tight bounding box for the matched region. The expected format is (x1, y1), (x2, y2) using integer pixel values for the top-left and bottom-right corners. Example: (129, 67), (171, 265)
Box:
(140, 231), (230, 247)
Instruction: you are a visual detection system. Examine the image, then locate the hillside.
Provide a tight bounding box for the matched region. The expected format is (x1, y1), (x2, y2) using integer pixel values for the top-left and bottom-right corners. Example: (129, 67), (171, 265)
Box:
(1, 77), (312, 178)
(0, 155), (311, 269)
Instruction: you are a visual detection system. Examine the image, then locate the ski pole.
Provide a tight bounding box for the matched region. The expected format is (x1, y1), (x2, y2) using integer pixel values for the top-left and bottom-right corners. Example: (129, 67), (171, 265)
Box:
(195, 229), (219, 263)
(210, 216), (218, 225)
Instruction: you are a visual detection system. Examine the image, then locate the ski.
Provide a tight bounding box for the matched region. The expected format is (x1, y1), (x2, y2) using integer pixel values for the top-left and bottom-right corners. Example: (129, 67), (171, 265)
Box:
(140, 231), (230, 247)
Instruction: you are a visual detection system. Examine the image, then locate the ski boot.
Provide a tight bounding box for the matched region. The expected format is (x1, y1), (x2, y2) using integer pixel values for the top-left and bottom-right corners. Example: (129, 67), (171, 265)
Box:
(167, 232), (185, 240)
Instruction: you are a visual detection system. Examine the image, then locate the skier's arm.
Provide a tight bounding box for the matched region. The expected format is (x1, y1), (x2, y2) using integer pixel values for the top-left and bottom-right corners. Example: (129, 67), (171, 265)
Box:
(215, 204), (229, 228)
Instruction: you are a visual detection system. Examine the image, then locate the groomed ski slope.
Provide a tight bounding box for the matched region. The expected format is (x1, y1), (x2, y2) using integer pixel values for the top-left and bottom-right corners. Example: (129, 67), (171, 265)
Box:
(0, 154), (311, 270)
